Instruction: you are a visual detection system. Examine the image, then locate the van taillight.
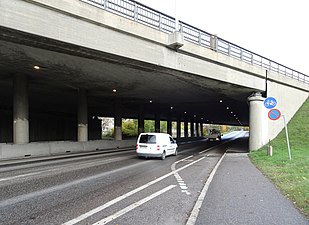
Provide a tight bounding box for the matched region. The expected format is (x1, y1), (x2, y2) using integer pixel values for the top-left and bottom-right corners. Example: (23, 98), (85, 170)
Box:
(157, 145), (160, 151)
(136, 144), (138, 150)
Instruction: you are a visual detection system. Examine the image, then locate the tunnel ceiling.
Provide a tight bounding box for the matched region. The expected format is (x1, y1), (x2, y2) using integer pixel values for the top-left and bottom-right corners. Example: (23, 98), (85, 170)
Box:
(0, 28), (258, 126)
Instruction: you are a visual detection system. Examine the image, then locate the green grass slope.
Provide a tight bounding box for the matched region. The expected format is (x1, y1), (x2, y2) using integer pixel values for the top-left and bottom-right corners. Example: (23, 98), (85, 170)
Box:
(249, 98), (309, 218)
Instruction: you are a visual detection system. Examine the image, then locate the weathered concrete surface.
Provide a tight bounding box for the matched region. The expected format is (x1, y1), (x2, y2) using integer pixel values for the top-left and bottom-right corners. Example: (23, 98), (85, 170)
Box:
(0, 140), (136, 160)
(0, 0), (308, 155)
(267, 71), (309, 141)
(0, 0), (266, 90)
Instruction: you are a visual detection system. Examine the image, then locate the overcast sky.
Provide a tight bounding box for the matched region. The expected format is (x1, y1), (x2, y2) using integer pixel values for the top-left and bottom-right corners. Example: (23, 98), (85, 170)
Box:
(137, 0), (309, 75)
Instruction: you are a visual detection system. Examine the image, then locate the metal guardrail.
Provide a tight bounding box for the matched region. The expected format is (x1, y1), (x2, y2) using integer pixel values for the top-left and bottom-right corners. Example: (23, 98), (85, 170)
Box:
(81, 0), (309, 84)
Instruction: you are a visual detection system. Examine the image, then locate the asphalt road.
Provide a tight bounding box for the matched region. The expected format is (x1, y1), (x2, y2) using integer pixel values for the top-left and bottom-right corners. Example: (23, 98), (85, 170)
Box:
(0, 132), (244, 225)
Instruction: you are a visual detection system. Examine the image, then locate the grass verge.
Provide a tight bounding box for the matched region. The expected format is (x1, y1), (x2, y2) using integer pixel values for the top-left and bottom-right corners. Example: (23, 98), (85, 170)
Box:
(249, 98), (309, 218)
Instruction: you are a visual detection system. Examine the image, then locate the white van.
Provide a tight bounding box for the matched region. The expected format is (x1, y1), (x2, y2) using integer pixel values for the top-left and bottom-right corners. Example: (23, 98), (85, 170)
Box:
(136, 133), (178, 160)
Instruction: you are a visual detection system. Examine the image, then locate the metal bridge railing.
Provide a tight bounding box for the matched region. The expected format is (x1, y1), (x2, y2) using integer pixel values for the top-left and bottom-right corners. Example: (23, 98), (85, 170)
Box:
(81, 0), (309, 84)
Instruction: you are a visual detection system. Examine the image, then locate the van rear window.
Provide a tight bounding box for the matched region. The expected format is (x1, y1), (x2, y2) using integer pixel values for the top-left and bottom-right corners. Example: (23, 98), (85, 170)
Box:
(139, 135), (156, 144)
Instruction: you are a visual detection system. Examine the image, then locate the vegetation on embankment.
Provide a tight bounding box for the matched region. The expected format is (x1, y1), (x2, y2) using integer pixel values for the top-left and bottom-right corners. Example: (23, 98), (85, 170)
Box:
(249, 98), (309, 218)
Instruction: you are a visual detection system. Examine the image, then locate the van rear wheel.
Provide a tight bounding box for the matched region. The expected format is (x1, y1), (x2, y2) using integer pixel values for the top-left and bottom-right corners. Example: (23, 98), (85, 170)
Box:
(161, 151), (166, 160)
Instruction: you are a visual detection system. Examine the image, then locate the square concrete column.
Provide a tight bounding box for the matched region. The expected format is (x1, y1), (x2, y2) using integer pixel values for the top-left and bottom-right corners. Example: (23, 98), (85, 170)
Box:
(114, 100), (122, 141)
(13, 74), (29, 144)
(184, 120), (188, 138)
(200, 123), (204, 136)
(77, 89), (88, 142)
(167, 115), (172, 135)
(190, 122), (194, 137)
(248, 93), (268, 151)
(196, 122), (200, 137)
(138, 105), (144, 134)
(177, 118), (181, 139)
(155, 112), (160, 133)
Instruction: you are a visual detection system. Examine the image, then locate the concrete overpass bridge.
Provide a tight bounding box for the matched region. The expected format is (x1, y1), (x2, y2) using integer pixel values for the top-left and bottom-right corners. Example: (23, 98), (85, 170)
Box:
(0, 0), (308, 159)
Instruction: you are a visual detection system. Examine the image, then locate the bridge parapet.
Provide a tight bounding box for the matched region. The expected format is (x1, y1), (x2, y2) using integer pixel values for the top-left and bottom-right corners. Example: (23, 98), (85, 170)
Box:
(81, 0), (309, 85)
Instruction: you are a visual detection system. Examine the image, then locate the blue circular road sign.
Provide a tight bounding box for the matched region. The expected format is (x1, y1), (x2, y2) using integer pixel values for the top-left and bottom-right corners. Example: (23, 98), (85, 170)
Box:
(264, 97), (277, 109)
(268, 109), (281, 120)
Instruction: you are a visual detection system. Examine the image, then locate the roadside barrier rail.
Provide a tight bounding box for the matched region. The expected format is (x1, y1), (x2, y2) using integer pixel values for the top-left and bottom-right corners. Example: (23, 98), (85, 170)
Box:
(81, 0), (309, 84)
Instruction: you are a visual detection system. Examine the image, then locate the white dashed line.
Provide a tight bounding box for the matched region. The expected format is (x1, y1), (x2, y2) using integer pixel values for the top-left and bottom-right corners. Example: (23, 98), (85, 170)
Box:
(63, 156), (205, 225)
(171, 156), (193, 195)
(92, 185), (176, 225)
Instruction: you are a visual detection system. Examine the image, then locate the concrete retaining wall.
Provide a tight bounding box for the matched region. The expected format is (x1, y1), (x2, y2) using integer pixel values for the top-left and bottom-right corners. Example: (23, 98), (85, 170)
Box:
(0, 139), (136, 160)
(267, 71), (309, 141)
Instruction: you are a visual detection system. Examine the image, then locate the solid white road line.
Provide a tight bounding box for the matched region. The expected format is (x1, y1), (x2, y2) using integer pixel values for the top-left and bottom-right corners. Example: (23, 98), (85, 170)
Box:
(186, 153), (226, 225)
(92, 185), (177, 225)
(63, 156), (206, 225)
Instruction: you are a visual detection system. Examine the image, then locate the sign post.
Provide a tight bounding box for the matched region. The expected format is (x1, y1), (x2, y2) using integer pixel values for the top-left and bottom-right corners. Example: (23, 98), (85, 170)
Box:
(264, 97), (291, 160)
(282, 115), (292, 160)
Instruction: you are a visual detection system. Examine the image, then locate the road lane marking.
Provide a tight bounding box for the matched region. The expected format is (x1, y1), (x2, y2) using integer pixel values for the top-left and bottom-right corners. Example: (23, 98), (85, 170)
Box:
(92, 185), (176, 225)
(171, 156), (193, 195)
(0, 161), (150, 208)
(63, 156), (206, 225)
(186, 153), (226, 225)
(0, 156), (134, 183)
(0, 171), (43, 182)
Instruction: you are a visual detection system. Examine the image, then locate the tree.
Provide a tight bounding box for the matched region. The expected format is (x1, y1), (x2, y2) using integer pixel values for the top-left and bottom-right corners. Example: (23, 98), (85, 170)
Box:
(145, 120), (155, 132)
(122, 119), (138, 137)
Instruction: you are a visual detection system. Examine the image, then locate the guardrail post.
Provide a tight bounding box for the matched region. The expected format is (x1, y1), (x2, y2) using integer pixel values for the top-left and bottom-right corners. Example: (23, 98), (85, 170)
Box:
(159, 14), (162, 31)
(210, 34), (218, 51)
(228, 44), (231, 56)
(250, 53), (253, 64)
(104, 0), (108, 9)
(134, 2), (138, 21)
(198, 31), (201, 45)
(240, 49), (243, 60)
(179, 23), (183, 33)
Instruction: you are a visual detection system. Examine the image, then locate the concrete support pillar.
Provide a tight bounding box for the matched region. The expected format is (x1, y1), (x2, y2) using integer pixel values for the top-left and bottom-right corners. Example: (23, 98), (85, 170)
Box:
(155, 112), (160, 133)
(77, 89), (88, 142)
(177, 118), (181, 139)
(196, 122), (200, 137)
(167, 115), (172, 135)
(184, 120), (188, 138)
(138, 105), (144, 134)
(248, 93), (267, 151)
(13, 74), (29, 144)
(190, 122), (194, 137)
(114, 100), (122, 141)
(200, 123), (204, 136)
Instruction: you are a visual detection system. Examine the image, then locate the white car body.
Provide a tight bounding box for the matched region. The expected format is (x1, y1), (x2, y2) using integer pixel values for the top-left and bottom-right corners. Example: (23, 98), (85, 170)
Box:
(136, 133), (178, 160)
